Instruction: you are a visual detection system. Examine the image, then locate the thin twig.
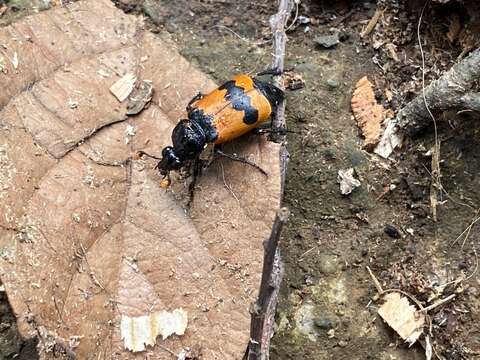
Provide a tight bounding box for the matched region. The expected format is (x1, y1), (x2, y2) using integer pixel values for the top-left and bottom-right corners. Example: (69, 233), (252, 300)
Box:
(421, 164), (475, 211)
(450, 213), (480, 246)
(417, 0), (442, 222)
(285, 0), (298, 32)
(422, 294), (456, 313)
(366, 266), (384, 295)
(465, 244), (479, 281)
(269, 0), (293, 143)
(212, 25), (251, 43)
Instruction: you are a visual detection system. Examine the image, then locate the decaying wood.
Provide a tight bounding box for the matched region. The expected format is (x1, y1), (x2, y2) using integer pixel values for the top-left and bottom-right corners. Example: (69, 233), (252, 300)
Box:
(246, 1), (293, 359)
(376, 48), (480, 157)
(397, 47), (480, 136)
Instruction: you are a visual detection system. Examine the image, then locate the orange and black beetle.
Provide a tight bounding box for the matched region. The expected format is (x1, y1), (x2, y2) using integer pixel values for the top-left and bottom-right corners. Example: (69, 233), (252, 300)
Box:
(156, 73), (284, 177)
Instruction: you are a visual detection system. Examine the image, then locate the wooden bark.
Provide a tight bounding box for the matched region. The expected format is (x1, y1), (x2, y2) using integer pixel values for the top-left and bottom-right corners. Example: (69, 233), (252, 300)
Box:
(397, 47), (480, 136)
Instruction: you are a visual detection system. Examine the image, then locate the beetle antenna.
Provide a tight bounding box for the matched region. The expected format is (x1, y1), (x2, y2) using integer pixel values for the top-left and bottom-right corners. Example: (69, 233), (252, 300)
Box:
(137, 150), (162, 160)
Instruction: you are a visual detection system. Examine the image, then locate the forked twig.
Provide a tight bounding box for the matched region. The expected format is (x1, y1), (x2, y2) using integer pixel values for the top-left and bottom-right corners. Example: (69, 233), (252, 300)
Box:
(245, 1), (293, 359)
(245, 208), (289, 360)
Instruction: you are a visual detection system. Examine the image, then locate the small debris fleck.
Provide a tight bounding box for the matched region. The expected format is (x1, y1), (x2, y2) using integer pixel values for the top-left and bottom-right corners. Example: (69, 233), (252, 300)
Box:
(327, 78), (340, 88)
(315, 32), (340, 48)
(68, 99), (79, 109)
(337, 168), (361, 195)
(284, 72), (305, 90)
(125, 124), (136, 144)
(0, 55), (6, 73)
(12, 52), (18, 69)
(313, 317), (334, 330)
(384, 224), (401, 239)
(126, 80), (153, 115)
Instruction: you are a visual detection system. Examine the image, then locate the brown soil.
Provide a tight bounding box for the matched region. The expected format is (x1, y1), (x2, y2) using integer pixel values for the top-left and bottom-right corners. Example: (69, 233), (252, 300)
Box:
(1, 0), (479, 359)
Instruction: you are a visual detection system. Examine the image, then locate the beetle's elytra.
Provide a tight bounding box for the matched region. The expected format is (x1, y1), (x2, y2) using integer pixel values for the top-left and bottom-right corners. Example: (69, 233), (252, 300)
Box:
(157, 73), (284, 178)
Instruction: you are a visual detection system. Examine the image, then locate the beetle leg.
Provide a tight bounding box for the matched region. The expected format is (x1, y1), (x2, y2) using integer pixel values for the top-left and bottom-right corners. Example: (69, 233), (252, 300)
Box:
(186, 157), (202, 206)
(186, 92), (204, 112)
(256, 68), (283, 77)
(256, 67), (294, 77)
(215, 148), (268, 176)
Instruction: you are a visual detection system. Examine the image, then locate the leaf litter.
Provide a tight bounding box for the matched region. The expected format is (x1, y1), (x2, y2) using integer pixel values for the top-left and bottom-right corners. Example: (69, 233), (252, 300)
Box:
(337, 168), (361, 195)
(0, 0), (281, 358)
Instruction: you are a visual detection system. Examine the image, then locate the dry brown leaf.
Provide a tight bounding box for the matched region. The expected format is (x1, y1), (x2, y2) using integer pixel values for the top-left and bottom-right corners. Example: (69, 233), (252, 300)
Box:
(378, 292), (425, 345)
(351, 76), (384, 150)
(0, 1), (281, 358)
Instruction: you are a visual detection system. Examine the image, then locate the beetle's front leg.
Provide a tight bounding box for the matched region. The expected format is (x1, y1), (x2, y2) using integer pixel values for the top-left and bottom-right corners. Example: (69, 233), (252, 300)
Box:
(256, 67), (294, 77)
(186, 92), (204, 112)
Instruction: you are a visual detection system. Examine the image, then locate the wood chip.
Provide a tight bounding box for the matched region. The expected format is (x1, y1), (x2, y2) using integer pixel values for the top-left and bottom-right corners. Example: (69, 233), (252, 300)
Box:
(378, 292), (425, 345)
(110, 73), (137, 102)
(374, 119), (403, 158)
(120, 309), (188, 352)
(360, 8), (383, 38)
(351, 76), (384, 150)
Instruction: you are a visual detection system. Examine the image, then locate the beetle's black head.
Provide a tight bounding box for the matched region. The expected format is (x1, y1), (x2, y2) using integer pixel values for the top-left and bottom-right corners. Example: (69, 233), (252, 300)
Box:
(157, 119), (206, 176)
(157, 146), (182, 175)
(253, 78), (285, 109)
